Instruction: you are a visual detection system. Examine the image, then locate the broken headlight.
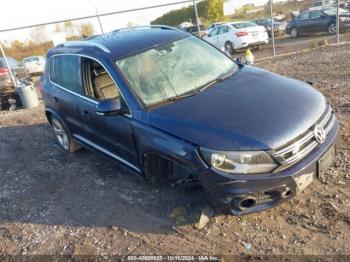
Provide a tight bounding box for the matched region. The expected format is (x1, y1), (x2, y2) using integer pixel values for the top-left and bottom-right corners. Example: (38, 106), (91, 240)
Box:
(200, 148), (278, 174)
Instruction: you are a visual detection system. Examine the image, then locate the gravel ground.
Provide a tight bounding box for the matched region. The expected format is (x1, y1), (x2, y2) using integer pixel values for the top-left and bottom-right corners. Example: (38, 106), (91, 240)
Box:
(0, 44), (349, 257)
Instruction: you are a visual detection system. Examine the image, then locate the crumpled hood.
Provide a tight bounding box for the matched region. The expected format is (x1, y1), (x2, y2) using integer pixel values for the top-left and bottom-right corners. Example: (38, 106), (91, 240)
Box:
(150, 66), (326, 151)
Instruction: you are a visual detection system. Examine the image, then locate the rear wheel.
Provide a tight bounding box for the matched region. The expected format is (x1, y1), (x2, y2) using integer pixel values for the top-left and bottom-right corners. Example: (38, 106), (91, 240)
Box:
(328, 23), (336, 35)
(50, 116), (82, 152)
(290, 27), (298, 38)
(224, 41), (234, 55)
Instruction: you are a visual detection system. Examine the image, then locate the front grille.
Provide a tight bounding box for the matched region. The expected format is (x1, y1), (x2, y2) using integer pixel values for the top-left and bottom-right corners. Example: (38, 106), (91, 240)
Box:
(271, 106), (336, 168)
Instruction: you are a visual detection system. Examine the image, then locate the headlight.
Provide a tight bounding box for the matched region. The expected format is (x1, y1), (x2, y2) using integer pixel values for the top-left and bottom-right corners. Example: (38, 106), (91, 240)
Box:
(340, 17), (350, 22)
(266, 26), (272, 30)
(200, 148), (278, 174)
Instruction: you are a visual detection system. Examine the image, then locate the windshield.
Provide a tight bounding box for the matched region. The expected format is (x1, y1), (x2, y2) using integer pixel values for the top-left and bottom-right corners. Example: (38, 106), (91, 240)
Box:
(116, 36), (238, 107)
(324, 8), (348, 16)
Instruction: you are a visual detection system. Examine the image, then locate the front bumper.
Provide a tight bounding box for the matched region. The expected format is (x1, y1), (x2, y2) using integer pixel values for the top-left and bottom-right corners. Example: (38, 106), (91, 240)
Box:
(198, 119), (339, 215)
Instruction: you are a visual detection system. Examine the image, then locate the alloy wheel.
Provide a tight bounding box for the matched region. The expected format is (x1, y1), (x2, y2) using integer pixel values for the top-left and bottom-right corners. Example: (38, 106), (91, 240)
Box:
(328, 23), (336, 34)
(51, 118), (69, 150)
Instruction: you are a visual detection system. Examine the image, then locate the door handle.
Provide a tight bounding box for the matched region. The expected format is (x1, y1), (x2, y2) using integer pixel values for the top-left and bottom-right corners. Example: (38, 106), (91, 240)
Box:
(82, 110), (91, 119)
(54, 97), (58, 103)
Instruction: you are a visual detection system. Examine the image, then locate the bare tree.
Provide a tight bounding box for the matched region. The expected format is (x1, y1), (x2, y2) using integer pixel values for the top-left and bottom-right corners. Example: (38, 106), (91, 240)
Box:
(64, 21), (76, 36)
(29, 26), (49, 43)
(53, 24), (63, 33)
(77, 22), (95, 37)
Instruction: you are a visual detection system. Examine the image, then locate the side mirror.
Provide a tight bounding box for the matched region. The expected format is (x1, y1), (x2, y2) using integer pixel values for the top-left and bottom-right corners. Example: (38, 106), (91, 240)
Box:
(96, 98), (124, 116)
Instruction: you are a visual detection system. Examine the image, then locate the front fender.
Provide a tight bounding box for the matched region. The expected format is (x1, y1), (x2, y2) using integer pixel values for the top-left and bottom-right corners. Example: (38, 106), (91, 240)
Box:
(132, 121), (206, 173)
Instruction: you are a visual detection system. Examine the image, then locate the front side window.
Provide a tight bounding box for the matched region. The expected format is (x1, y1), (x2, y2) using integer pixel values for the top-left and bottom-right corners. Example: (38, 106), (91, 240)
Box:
(81, 58), (120, 101)
(49, 55), (82, 94)
(310, 11), (322, 19)
(299, 12), (310, 20)
(209, 27), (219, 37)
(116, 36), (238, 107)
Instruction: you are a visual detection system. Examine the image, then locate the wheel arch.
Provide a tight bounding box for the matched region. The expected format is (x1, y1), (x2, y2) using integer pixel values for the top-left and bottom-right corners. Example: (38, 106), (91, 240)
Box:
(132, 122), (206, 182)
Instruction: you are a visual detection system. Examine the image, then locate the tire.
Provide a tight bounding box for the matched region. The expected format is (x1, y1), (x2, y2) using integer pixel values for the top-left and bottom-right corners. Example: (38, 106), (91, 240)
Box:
(290, 27), (298, 38)
(50, 115), (82, 153)
(224, 41), (234, 55)
(328, 23), (336, 35)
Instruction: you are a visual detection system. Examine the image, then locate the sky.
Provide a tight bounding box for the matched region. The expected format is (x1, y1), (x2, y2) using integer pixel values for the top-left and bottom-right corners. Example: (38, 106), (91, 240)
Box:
(0, 0), (272, 42)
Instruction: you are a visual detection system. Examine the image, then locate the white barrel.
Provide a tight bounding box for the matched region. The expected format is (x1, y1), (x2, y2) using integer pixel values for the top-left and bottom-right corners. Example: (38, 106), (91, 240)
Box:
(16, 83), (39, 109)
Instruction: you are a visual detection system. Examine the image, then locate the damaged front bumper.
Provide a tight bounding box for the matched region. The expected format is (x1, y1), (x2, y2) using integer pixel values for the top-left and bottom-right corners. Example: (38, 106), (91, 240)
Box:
(198, 120), (339, 215)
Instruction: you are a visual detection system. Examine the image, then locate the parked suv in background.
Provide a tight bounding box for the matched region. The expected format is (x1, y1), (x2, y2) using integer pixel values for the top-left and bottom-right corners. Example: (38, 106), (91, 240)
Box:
(204, 21), (269, 54)
(42, 26), (339, 215)
(286, 8), (350, 37)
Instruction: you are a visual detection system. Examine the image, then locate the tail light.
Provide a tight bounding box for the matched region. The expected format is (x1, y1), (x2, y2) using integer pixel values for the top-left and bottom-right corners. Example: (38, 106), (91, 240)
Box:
(0, 67), (9, 76)
(235, 31), (249, 37)
(37, 77), (44, 94)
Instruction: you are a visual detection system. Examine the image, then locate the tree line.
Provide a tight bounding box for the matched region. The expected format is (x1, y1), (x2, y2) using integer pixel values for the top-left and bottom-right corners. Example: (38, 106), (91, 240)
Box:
(1, 21), (95, 61)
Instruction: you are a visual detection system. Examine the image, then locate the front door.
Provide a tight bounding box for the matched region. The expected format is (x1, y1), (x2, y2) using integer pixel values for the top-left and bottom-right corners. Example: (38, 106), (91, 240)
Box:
(77, 57), (140, 171)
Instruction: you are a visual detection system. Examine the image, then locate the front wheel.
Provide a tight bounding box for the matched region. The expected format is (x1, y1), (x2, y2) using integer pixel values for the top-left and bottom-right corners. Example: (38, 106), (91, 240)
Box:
(328, 23), (336, 35)
(224, 41), (234, 55)
(290, 27), (298, 38)
(50, 116), (82, 152)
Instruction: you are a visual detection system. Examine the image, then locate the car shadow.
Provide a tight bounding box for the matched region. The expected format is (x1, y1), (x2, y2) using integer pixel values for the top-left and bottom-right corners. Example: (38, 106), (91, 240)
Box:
(0, 123), (208, 234)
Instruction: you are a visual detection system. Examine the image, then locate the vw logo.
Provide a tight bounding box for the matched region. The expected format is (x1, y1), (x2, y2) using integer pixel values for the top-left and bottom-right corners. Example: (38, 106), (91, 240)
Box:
(314, 125), (326, 144)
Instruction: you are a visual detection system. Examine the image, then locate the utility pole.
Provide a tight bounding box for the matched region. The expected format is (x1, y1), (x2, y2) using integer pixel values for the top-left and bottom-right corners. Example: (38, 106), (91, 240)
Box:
(193, 0), (201, 37)
(270, 0), (276, 58)
(0, 41), (16, 88)
(336, 0), (340, 45)
(95, 6), (105, 34)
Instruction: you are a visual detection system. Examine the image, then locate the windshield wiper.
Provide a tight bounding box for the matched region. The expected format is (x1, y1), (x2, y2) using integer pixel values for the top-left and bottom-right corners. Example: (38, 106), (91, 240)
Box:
(198, 69), (236, 92)
(166, 90), (198, 102)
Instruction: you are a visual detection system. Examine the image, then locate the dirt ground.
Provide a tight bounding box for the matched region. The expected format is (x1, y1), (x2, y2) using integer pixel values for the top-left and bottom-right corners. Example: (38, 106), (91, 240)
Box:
(0, 44), (349, 257)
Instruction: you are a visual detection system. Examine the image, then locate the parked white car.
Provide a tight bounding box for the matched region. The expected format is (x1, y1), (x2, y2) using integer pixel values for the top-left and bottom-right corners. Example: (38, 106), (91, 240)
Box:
(204, 21), (269, 54)
(22, 56), (46, 76)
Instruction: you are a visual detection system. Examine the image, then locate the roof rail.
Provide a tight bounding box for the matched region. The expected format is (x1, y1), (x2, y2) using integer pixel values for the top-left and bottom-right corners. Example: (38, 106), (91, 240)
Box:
(59, 41), (111, 53)
(113, 25), (179, 32)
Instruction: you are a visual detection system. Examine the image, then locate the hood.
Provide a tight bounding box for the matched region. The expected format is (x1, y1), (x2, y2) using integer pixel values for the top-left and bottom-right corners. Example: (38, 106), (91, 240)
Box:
(149, 66), (326, 151)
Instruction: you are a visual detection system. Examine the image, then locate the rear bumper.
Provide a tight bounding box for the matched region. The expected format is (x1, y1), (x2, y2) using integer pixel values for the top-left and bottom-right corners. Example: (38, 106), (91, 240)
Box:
(236, 40), (269, 50)
(198, 119), (339, 215)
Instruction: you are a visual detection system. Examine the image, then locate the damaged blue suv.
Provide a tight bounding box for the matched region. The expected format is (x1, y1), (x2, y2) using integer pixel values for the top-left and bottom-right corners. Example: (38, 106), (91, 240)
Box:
(42, 26), (339, 215)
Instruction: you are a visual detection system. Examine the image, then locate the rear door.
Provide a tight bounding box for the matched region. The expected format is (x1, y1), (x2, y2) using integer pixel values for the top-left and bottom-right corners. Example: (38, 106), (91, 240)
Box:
(49, 55), (85, 136)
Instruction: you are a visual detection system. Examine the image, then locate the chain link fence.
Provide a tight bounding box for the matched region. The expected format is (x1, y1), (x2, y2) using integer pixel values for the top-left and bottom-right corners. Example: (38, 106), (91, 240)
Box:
(0, 0), (349, 109)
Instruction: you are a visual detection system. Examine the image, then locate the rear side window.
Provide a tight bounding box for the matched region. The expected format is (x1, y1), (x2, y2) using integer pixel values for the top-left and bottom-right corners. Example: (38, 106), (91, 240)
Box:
(219, 26), (230, 34)
(49, 55), (82, 94)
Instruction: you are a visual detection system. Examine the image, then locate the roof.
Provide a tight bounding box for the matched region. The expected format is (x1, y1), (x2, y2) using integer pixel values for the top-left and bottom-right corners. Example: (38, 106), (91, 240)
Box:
(54, 26), (189, 60)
